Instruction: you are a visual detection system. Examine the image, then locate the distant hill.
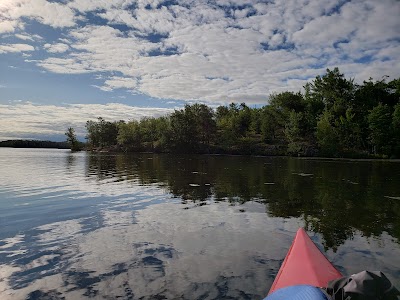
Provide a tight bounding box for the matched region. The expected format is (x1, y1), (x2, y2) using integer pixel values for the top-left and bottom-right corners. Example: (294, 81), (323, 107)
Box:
(0, 140), (70, 149)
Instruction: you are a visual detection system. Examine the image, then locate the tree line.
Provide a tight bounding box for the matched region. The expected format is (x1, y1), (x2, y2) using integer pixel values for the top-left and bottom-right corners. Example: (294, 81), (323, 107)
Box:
(72, 68), (400, 158)
(0, 139), (70, 149)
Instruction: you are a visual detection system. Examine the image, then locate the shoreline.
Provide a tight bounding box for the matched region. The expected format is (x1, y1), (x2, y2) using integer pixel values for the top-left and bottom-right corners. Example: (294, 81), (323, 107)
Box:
(2, 146), (399, 161)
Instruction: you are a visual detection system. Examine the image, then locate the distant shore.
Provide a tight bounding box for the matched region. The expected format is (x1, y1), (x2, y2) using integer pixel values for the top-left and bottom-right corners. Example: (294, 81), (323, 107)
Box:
(0, 140), (70, 149)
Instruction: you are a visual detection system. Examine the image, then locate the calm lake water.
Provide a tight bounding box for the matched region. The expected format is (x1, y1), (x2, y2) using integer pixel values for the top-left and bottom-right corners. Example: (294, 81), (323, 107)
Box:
(1, 148), (400, 299)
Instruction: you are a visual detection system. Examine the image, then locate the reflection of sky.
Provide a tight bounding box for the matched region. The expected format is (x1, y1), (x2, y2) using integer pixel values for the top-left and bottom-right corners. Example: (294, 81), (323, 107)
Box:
(2, 200), (400, 299)
(0, 148), (169, 238)
(1, 200), (302, 299)
(1, 148), (400, 299)
(0, 148), (165, 199)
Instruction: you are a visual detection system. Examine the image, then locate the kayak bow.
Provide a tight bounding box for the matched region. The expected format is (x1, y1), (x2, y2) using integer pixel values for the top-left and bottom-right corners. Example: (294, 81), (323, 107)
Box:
(268, 228), (342, 295)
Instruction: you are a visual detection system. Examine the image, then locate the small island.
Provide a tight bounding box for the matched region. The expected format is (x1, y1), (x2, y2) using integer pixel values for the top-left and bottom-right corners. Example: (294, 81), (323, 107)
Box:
(72, 68), (399, 159)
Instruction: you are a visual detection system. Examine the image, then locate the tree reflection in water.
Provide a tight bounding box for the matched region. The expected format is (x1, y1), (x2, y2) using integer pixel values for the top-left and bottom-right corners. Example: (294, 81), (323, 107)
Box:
(87, 153), (400, 251)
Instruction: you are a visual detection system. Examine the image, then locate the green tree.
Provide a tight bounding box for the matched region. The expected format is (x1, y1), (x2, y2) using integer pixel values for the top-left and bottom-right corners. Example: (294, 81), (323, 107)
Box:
(269, 91), (305, 114)
(117, 120), (142, 151)
(169, 105), (199, 152)
(368, 103), (392, 155)
(65, 127), (81, 151)
(316, 110), (339, 157)
(285, 111), (303, 155)
(308, 68), (355, 117)
(260, 106), (284, 143)
(392, 103), (400, 156)
(85, 118), (119, 148)
(85, 120), (100, 148)
(216, 104), (240, 147)
(336, 108), (362, 152)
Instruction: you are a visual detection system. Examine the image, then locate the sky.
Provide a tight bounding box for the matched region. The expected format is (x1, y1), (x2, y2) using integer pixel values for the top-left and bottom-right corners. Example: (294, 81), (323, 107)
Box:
(0, 0), (400, 141)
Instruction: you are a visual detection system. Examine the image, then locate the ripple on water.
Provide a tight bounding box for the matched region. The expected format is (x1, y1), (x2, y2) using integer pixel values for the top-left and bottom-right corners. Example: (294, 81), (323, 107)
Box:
(1, 149), (400, 299)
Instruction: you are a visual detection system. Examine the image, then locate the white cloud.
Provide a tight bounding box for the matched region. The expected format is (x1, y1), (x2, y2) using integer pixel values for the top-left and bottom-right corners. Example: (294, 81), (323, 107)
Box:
(103, 76), (138, 90)
(0, 19), (18, 33)
(0, 0), (76, 31)
(0, 102), (173, 140)
(67, 0), (136, 13)
(43, 43), (69, 53)
(36, 57), (94, 74)
(15, 33), (34, 41)
(91, 84), (113, 92)
(0, 43), (34, 54)
(0, 0), (399, 103)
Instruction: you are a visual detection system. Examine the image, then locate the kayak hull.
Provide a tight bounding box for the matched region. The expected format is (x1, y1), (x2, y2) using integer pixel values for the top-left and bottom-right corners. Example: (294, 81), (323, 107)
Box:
(268, 228), (342, 294)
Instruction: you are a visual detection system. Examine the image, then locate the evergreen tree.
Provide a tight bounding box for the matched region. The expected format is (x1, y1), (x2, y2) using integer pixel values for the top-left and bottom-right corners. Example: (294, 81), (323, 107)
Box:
(65, 127), (81, 151)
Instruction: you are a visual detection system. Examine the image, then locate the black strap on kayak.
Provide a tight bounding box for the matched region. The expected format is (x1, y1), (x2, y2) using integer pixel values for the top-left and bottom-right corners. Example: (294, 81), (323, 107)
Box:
(323, 271), (400, 300)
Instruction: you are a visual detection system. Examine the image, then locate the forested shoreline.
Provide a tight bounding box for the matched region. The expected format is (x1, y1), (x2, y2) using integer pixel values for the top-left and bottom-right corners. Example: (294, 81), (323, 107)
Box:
(0, 140), (70, 149)
(78, 68), (400, 158)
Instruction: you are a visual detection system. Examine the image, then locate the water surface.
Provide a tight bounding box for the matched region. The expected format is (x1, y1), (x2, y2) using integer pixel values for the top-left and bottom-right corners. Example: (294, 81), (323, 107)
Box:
(1, 148), (400, 299)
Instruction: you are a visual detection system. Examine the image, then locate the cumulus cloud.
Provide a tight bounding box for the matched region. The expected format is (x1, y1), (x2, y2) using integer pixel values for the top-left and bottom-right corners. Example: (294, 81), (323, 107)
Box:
(43, 43), (69, 53)
(0, 0), (76, 32)
(14, 33), (34, 41)
(0, 19), (18, 33)
(0, 102), (173, 141)
(0, 43), (34, 54)
(0, 0), (399, 103)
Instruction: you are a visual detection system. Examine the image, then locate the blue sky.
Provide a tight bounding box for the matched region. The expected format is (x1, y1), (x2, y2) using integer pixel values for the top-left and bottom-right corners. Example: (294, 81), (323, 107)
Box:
(1, 0), (399, 141)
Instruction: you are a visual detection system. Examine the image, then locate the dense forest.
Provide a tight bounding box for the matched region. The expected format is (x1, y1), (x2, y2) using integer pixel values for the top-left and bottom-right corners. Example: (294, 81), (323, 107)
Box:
(78, 68), (400, 158)
(0, 140), (70, 149)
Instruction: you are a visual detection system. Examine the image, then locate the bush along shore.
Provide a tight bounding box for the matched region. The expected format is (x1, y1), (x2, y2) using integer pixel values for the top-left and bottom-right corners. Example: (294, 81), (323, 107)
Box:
(68, 68), (400, 158)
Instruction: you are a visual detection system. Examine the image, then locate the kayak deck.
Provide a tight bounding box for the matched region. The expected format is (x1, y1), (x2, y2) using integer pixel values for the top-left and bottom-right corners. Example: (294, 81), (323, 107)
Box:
(268, 228), (342, 294)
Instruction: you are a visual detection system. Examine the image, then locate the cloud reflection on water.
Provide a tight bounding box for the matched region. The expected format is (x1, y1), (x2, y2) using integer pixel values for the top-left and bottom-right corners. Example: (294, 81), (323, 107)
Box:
(1, 200), (302, 299)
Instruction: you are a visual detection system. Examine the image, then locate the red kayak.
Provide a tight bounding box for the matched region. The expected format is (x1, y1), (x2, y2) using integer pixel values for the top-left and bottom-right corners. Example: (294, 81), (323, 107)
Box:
(268, 228), (342, 295)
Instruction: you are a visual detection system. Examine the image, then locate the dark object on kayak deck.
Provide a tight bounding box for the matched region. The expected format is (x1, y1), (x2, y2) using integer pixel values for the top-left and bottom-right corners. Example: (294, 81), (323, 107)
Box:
(326, 270), (400, 300)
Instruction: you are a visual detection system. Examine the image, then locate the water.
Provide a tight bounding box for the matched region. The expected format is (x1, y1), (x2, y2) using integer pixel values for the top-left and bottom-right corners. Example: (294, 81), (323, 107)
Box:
(1, 148), (400, 299)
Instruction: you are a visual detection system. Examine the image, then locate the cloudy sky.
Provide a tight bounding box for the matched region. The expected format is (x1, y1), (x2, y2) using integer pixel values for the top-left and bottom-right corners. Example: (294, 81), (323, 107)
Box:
(1, 0), (400, 141)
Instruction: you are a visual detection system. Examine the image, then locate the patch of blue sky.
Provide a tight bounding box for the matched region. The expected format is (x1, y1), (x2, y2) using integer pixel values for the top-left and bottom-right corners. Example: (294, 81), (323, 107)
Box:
(283, 75), (312, 83)
(226, 24), (245, 30)
(147, 46), (180, 57)
(210, 2), (258, 19)
(333, 39), (350, 49)
(325, 0), (352, 16)
(20, 19), (65, 43)
(156, 0), (179, 9)
(0, 69), (104, 105)
(205, 76), (232, 82)
(0, 53), (185, 109)
(390, 37), (400, 44)
(80, 11), (133, 33)
(125, 2), (139, 11)
(354, 55), (374, 64)
(78, 11), (108, 27)
(260, 41), (295, 52)
(138, 32), (170, 43)
(46, 0), (69, 4)
(307, 53), (332, 69)
(309, 61), (329, 70)
(109, 23), (133, 33)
